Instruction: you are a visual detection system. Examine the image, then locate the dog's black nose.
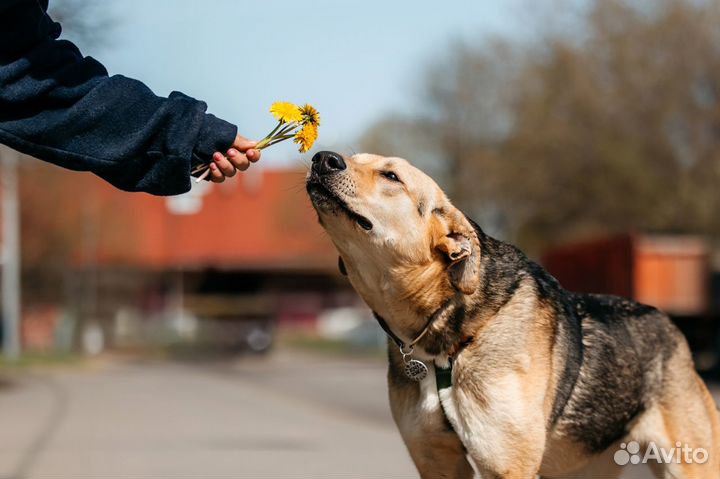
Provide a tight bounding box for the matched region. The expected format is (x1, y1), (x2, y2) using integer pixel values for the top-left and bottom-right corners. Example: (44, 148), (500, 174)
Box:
(312, 151), (346, 175)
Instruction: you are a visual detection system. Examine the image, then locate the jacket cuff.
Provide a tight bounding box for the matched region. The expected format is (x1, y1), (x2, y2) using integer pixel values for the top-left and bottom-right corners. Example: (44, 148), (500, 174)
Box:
(191, 113), (238, 169)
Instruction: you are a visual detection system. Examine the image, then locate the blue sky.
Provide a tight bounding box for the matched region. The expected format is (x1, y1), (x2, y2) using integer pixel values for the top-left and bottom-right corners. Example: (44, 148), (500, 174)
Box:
(72, 0), (523, 167)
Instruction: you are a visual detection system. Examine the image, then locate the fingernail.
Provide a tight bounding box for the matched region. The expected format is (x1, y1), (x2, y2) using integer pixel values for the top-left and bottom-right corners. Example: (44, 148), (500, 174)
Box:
(210, 163), (217, 170)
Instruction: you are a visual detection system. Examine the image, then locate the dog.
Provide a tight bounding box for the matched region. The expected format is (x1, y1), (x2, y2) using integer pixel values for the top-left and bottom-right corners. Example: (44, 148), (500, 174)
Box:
(306, 151), (720, 479)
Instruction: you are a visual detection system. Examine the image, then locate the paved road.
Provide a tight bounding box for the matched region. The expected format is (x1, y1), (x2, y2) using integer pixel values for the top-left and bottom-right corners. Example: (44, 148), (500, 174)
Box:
(0, 350), (717, 478)
(0, 351), (414, 479)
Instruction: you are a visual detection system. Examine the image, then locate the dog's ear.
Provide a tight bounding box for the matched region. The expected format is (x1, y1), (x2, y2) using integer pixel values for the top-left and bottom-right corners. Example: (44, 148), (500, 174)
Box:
(338, 256), (347, 276)
(436, 231), (471, 262)
(433, 209), (480, 294)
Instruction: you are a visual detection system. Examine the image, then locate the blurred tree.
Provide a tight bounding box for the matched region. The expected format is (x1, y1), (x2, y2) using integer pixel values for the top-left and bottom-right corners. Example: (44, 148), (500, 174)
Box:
(360, 0), (720, 256)
(48, 0), (115, 49)
(505, 0), (720, 253)
(357, 115), (448, 186)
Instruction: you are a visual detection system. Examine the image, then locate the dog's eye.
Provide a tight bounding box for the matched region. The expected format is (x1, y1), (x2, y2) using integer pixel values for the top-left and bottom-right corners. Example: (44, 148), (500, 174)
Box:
(381, 171), (401, 182)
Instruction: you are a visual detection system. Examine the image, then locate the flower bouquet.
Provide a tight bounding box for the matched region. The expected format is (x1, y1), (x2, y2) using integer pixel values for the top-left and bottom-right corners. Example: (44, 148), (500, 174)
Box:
(192, 102), (320, 181)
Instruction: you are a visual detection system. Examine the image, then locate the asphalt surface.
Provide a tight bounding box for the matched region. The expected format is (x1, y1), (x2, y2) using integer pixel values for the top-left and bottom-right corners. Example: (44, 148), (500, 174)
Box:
(0, 351), (416, 479)
(0, 350), (716, 479)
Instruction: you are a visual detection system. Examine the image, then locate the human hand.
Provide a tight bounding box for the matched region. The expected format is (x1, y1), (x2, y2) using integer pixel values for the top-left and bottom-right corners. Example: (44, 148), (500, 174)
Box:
(206, 135), (262, 183)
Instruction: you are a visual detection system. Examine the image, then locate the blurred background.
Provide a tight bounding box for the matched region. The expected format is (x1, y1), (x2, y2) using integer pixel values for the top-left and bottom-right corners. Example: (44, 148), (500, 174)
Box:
(1, 0), (720, 477)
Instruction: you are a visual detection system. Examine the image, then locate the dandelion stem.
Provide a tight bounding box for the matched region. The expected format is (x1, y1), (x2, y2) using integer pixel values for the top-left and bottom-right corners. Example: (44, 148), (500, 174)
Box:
(255, 138), (271, 149)
(265, 136), (295, 147)
(276, 124), (297, 136)
(266, 120), (284, 138)
(256, 123), (298, 149)
(194, 167), (211, 182)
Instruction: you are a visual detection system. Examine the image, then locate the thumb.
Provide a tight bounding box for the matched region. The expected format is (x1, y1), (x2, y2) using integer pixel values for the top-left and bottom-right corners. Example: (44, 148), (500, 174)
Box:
(233, 135), (257, 151)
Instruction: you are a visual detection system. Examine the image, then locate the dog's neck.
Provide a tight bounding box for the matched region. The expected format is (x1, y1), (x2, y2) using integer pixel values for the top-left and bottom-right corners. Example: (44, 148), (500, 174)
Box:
(342, 224), (528, 358)
(370, 227), (525, 359)
(373, 292), (467, 359)
(369, 257), (481, 359)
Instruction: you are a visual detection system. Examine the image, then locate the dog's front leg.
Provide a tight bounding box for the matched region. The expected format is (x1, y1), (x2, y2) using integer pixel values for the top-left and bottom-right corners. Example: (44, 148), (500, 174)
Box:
(387, 351), (474, 479)
(447, 371), (548, 479)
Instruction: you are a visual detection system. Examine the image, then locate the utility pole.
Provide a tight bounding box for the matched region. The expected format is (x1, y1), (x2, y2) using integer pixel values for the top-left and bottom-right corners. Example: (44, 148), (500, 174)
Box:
(1, 147), (21, 360)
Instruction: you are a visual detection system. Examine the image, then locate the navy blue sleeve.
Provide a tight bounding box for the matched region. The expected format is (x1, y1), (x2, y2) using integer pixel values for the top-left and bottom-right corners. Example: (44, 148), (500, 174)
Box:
(0, 0), (238, 196)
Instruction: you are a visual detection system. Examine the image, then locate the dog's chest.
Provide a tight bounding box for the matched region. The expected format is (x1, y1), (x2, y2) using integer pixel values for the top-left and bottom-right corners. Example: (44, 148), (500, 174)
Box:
(420, 361), (531, 467)
(436, 380), (464, 435)
(415, 363), (465, 436)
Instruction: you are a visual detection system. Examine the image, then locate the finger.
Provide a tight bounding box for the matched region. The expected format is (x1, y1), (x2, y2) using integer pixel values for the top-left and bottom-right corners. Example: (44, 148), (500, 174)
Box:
(227, 148), (251, 171)
(233, 135), (258, 152)
(213, 152), (236, 177)
(209, 162), (225, 183)
(246, 149), (261, 163)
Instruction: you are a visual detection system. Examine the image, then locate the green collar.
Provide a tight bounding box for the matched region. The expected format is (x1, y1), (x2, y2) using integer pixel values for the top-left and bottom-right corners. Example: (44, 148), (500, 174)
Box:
(435, 360), (453, 391)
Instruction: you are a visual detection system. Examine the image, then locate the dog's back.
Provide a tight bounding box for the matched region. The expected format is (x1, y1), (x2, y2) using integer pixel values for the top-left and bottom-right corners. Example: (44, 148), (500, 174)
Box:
(555, 293), (679, 450)
(551, 291), (720, 476)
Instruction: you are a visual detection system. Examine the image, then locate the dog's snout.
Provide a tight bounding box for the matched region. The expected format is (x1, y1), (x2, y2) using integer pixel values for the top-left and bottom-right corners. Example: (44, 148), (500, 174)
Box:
(312, 151), (346, 175)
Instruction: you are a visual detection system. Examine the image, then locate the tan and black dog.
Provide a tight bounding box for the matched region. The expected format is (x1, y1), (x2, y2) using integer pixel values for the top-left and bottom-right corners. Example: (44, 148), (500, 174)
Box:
(306, 151), (720, 479)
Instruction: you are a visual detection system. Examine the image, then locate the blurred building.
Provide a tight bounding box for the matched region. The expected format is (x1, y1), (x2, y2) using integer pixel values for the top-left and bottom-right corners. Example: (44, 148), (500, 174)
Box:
(16, 163), (355, 354)
(543, 233), (720, 369)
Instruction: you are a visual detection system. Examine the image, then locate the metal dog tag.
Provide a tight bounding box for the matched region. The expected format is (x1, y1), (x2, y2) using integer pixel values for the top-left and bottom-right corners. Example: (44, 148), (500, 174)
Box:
(404, 359), (429, 382)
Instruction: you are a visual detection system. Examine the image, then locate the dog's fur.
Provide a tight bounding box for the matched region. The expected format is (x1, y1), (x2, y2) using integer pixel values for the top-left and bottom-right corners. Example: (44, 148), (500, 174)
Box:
(306, 152), (720, 479)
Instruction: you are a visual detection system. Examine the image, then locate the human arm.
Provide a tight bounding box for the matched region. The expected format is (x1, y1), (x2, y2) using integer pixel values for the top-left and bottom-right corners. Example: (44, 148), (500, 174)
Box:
(0, 0), (252, 195)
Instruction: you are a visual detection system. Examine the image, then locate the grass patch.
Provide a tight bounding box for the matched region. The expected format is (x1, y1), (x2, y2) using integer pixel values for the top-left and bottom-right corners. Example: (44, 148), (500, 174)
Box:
(279, 333), (386, 359)
(0, 352), (81, 370)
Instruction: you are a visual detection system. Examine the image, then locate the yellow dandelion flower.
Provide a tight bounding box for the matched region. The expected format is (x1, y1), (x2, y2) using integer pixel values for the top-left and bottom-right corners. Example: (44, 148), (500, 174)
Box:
(299, 104), (321, 127)
(294, 124), (318, 153)
(269, 102), (302, 124)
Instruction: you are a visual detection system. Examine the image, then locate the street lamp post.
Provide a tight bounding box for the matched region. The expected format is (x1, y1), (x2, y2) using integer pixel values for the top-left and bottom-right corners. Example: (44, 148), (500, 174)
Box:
(1, 147), (21, 360)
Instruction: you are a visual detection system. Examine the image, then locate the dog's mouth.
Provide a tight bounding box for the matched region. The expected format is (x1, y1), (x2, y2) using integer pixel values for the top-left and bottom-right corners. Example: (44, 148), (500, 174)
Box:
(306, 179), (373, 231)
